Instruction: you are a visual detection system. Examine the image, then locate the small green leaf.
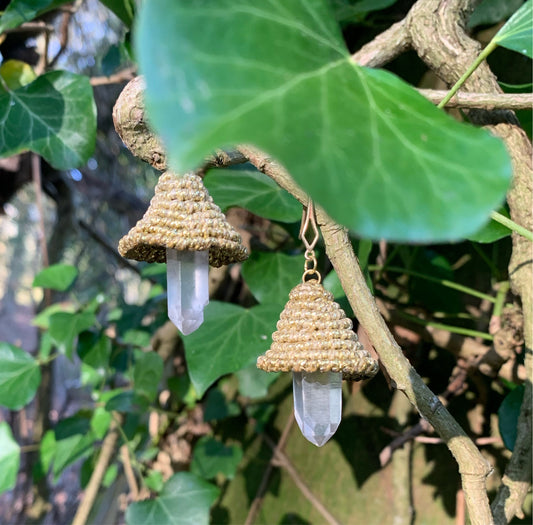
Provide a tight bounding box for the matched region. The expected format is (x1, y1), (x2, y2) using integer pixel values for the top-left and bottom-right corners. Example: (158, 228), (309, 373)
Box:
(498, 384), (525, 451)
(39, 430), (56, 475)
(32, 264), (78, 291)
(125, 472), (220, 525)
(53, 416), (95, 478)
(137, 0), (511, 242)
(49, 312), (96, 358)
(242, 251), (303, 306)
(236, 364), (279, 399)
(0, 0), (69, 32)
(492, 0), (532, 57)
(32, 303), (76, 329)
(99, 0), (135, 27)
(133, 352), (163, 402)
(184, 302), (278, 396)
(191, 436), (243, 480)
(203, 388), (240, 421)
(168, 375), (198, 407)
(105, 390), (150, 413)
(0, 342), (41, 409)
(468, 208), (511, 243)
(0, 70), (96, 169)
(203, 166), (301, 222)
(0, 422), (20, 494)
(90, 407), (112, 440)
(77, 332), (111, 369)
(0, 60), (36, 91)
(144, 470), (164, 492)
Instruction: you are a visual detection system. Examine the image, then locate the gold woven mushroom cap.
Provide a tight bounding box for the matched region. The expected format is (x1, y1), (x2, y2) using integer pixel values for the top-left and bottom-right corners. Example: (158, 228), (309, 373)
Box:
(118, 172), (248, 267)
(257, 280), (379, 381)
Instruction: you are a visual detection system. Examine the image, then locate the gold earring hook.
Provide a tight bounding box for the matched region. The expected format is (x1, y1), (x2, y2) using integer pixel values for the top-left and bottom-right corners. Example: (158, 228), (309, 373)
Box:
(299, 198), (321, 283)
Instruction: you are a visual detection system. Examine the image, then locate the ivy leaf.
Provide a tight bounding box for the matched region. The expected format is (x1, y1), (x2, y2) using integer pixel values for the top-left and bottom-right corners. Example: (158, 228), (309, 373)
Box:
(183, 301), (278, 396)
(191, 436), (243, 480)
(0, 70), (96, 169)
(137, 0), (511, 243)
(0, 60), (36, 91)
(468, 0), (524, 28)
(492, 0), (533, 57)
(133, 352), (164, 402)
(0, 342), (41, 410)
(498, 384), (524, 451)
(77, 332), (111, 369)
(0, 0), (68, 32)
(0, 422), (20, 494)
(125, 472), (219, 525)
(331, 0), (398, 23)
(467, 208), (511, 243)
(32, 264), (78, 292)
(241, 251), (303, 306)
(49, 312), (97, 358)
(203, 166), (301, 222)
(236, 364), (279, 399)
(53, 416), (95, 478)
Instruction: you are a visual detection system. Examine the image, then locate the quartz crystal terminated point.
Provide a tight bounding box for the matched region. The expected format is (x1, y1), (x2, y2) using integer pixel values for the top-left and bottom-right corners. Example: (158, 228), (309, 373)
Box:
(293, 371), (342, 447)
(166, 248), (209, 335)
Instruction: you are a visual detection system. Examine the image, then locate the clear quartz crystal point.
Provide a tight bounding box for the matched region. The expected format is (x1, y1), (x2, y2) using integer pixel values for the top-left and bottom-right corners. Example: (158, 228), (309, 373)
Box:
(166, 248), (209, 335)
(293, 371), (342, 447)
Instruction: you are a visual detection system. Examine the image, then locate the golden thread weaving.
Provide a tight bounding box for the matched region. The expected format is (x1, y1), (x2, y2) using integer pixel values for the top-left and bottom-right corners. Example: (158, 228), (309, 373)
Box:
(118, 172), (248, 267)
(257, 199), (378, 381)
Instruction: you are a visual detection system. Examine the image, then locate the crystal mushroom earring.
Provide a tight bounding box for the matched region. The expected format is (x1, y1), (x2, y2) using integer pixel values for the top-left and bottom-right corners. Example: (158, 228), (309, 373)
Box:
(118, 171), (248, 334)
(256, 200), (378, 446)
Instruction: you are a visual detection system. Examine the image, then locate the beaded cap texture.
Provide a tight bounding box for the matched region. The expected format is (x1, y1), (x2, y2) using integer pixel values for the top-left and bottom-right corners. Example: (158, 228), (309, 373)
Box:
(257, 280), (379, 381)
(118, 172), (248, 267)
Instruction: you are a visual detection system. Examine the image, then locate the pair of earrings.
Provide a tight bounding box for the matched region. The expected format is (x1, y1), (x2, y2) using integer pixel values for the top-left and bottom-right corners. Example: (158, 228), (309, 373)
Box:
(118, 173), (378, 446)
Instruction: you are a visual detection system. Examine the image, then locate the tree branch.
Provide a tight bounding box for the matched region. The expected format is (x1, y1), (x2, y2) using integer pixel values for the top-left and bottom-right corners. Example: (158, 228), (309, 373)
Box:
(418, 90), (533, 110)
(238, 144), (494, 525)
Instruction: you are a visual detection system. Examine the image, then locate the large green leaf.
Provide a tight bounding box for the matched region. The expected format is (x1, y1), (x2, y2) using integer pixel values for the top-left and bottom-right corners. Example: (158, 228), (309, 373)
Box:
(0, 70), (96, 169)
(236, 364), (279, 399)
(49, 312), (97, 358)
(331, 0), (397, 23)
(125, 472), (219, 525)
(0, 422), (20, 494)
(32, 264), (78, 292)
(183, 301), (278, 396)
(191, 436), (243, 480)
(492, 0), (532, 57)
(0, 0), (68, 32)
(137, 0), (511, 243)
(0, 342), (41, 409)
(241, 251), (303, 306)
(203, 166), (301, 222)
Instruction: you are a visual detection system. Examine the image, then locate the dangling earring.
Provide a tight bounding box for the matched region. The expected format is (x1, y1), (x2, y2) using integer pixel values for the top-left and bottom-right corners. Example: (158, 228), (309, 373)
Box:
(257, 199), (378, 446)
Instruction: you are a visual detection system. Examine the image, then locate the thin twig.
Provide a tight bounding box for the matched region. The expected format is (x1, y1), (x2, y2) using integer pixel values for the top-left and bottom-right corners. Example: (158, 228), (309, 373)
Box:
(419, 89), (533, 110)
(244, 413), (295, 525)
(90, 67), (137, 86)
(71, 415), (122, 525)
(264, 434), (342, 525)
(121, 443), (139, 500)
